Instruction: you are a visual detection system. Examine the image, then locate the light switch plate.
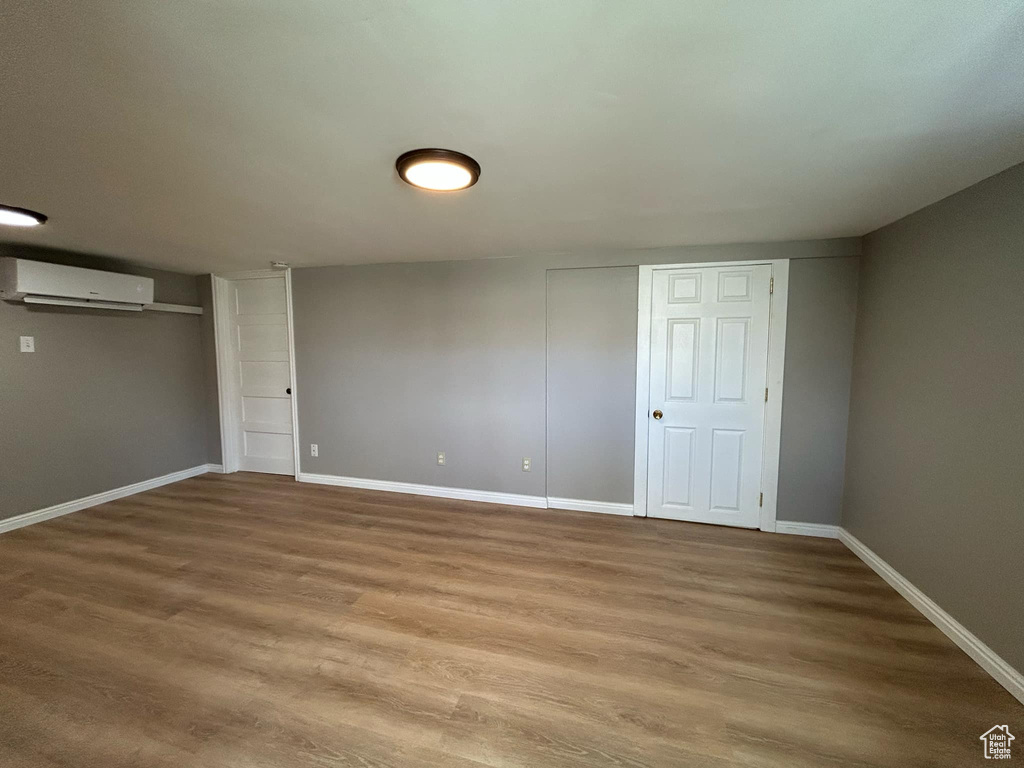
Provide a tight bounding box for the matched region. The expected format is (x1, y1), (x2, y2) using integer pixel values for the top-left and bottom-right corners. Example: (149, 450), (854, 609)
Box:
(20, 336), (35, 353)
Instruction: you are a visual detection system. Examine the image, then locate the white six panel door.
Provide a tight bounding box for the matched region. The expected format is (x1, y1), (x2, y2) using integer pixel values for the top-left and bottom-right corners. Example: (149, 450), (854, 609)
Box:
(646, 265), (771, 527)
(228, 276), (295, 475)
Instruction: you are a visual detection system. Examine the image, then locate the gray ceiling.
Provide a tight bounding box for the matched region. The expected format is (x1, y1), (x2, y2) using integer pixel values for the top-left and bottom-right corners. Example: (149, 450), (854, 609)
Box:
(1, 0), (1023, 274)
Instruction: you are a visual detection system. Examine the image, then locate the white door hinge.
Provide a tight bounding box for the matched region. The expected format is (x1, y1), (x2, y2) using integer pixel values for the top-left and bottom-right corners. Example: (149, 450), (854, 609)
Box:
(770, 276), (774, 294)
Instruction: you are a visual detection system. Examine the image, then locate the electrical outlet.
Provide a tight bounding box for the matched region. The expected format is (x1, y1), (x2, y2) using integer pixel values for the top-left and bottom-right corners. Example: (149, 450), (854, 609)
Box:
(437, 451), (446, 466)
(20, 336), (34, 353)
(310, 444), (318, 457)
(522, 457), (531, 472)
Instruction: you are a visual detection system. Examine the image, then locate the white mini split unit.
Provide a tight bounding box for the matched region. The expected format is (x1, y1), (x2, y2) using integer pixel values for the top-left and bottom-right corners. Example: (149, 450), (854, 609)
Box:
(0, 257), (155, 311)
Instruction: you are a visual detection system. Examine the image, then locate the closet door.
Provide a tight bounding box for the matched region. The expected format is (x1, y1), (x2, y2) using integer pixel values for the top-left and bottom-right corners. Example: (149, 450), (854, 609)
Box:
(646, 265), (771, 528)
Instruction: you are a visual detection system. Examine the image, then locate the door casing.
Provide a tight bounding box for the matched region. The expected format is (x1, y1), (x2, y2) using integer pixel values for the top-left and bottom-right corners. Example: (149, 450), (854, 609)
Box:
(212, 269), (301, 478)
(633, 260), (789, 531)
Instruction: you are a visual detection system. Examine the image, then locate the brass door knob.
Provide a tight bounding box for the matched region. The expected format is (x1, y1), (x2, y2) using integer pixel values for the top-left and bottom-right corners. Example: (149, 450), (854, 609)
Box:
(652, 409), (663, 420)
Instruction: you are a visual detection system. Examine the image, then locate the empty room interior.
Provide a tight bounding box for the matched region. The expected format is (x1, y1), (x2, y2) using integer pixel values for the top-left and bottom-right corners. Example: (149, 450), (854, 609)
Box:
(1, 2), (1022, 766)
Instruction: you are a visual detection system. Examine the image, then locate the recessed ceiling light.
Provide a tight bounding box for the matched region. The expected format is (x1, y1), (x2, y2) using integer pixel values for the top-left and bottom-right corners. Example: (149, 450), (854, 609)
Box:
(0, 204), (47, 227)
(396, 149), (481, 191)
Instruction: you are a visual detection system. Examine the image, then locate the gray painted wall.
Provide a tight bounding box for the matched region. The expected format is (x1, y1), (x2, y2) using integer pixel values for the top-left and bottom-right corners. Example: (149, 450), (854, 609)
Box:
(293, 239), (861, 522)
(842, 162), (1024, 672)
(778, 257), (859, 524)
(295, 257), (548, 496)
(197, 275), (222, 465)
(546, 267), (638, 504)
(0, 247), (211, 521)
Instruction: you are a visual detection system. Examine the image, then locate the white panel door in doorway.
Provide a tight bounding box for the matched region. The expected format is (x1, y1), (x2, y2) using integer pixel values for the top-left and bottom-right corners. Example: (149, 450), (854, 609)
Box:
(227, 276), (295, 475)
(646, 265), (772, 527)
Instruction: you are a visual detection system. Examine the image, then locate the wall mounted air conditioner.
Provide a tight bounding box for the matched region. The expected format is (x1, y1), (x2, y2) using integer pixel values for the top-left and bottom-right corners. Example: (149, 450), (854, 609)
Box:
(0, 257), (154, 311)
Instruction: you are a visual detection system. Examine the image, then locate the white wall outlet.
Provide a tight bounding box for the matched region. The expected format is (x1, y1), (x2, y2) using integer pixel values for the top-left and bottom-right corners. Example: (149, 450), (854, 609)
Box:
(522, 457), (531, 472)
(310, 443), (318, 457)
(20, 336), (35, 353)
(437, 451), (446, 466)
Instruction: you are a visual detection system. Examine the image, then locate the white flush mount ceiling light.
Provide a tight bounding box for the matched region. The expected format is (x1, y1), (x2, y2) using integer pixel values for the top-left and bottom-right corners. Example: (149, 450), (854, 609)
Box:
(0, 204), (47, 227)
(396, 148), (481, 191)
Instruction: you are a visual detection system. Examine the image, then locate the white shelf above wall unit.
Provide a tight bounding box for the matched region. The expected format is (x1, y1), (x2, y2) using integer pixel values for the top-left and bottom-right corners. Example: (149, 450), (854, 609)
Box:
(144, 302), (203, 315)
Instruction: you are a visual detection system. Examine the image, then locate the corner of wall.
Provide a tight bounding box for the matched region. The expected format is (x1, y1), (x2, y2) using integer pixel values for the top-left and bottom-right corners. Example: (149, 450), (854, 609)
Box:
(197, 274), (223, 465)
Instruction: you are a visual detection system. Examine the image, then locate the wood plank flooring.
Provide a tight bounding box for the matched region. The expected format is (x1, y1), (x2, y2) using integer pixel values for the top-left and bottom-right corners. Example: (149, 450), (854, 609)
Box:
(0, 472), (1018, 767)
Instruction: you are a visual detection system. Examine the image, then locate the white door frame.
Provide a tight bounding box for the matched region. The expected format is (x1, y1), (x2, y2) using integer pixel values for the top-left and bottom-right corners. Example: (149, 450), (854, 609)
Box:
(211, 269), (301, 478)
(633, 259), (789, 531)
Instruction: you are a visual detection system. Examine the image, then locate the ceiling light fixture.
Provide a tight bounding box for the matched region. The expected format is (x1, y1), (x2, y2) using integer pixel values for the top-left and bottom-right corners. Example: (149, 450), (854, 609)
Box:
(0, 204), (47, 227)
(396, 148), (480, 191)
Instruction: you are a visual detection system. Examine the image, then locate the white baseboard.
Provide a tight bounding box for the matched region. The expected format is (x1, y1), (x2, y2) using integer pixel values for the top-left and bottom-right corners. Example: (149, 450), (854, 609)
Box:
(204, 463), (225, 474)
(297, 472), (548, 509)
(0, 464), (216, 535)
(298, 473), (638, 518)
(775, 521), (841, 538)
(839, 528), (1024, 706)
(546, 497), (634, 516)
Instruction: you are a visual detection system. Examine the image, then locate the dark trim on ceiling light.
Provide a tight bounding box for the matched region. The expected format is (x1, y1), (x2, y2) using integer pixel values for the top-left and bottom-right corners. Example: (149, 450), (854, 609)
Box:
(395, 148), (481, 190)
(0, 204), (48, 226)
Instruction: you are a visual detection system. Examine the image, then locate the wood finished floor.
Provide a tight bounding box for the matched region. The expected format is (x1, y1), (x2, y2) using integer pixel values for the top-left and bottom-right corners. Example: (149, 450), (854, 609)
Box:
(0, 473), (1018, 767)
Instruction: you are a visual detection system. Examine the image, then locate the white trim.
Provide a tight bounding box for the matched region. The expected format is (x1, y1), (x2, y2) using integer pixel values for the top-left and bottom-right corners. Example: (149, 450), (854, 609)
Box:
(284, 269), (301, 480)
(216, 268), (283, 280)
(759, 259), (788, 532)
(774, 521), (840, 538)
(300, 473), (634, 517)
(204, 463), (225, 474)
(0, 464), (217, 535)
(633, 259), (789, 531)
(211, 275), (239, 474)
(144, 302), (203, 315)
(212, 269), (298, 477)
(839, 528), (1024, 706)
(546, 497), (634, 516)
(298, 472), (547, 509)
